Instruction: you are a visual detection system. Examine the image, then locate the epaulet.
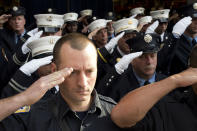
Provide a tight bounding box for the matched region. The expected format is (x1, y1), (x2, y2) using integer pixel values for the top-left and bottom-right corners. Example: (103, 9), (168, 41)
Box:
(98, 94), (117, 105)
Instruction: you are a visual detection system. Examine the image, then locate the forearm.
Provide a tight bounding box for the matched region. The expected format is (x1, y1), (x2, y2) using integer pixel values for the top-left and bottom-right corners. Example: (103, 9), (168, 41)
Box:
(111, 75), (178, 128)
(0, 92), (27, 121)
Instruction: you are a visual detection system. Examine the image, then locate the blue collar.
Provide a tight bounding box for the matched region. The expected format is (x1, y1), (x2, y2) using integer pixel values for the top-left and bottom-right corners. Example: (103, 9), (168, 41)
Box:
(133, 70), (156, 87)
(15, 29), (26, 44)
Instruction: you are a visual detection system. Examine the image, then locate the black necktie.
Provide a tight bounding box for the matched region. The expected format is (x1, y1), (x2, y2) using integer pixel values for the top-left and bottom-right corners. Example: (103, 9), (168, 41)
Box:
(192, 39), (197, 47)
(144, 81), (150, 86)
(16, 35), (21, 44)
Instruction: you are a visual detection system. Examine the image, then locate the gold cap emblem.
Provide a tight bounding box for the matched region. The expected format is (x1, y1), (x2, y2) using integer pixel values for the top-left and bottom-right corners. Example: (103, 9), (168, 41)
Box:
(144, 34), (152, 43)
(49, 38), (56, 44)
(47, 16), (53, 21)
(128, 20), (132, 25)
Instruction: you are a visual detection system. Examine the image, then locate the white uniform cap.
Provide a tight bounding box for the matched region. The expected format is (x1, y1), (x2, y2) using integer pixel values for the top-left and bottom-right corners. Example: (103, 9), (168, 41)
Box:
(27, 36), (61, 58)
(139, 16), (152, 25)
(34, 14), (64, 28)
(130, 7), (145, 16)
(87, 19), (111, 33)
(150, 9), (170, 19)
(80, 9), (92, 17)
(63, 12), (78, 22)
(113, 18), (138, 35)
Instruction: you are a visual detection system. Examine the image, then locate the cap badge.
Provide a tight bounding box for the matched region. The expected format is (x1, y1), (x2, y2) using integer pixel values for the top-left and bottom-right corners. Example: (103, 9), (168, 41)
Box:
(128, 20), (132, 25)
(108, 12), (113, 16)
(49, 38), (56, 44)
(193, 3), (197, 10)
(48, 8), (52, 13)
(13, 6), (18, 12)
(47, 16), (53, 21)
(70, 14), (73, 17)
(144, 34), (152, 43)
(161, 11), (165, 14)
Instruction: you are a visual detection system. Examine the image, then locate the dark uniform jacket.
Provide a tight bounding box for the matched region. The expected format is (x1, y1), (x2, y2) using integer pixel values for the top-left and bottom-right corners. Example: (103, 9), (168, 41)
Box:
(130, 90), (197, 131)
(0, 28), (17, 55)
(157, 32), (178, 76)
(0, 90), (125, 131)
(0, 70), (38, 98)
(97, 65), (166, 102)
(0, 91), (127, 131)
(0, 28), (30, 91)
(169, 35), (196, 75)
(96, 46), (122, 86)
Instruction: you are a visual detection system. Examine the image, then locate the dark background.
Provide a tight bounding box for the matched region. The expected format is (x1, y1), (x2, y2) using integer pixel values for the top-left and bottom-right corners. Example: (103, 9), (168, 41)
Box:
(20, 0), (113, 26)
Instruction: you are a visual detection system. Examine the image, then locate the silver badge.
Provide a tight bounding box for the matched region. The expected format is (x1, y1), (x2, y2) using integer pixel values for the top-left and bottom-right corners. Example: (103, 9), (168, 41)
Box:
(144, 34), (152, 43)
(13, 6), (18, 12)
(93, 17), (97, 20)
(193, 3), (197, 10)
(108, 12), (113, 16)
(48, 8), (52, 13)
(165, 36), (168, 40)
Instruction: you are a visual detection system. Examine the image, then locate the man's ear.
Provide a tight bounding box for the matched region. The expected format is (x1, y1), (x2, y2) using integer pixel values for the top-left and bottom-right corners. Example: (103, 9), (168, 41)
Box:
(50, 62), (57, 73)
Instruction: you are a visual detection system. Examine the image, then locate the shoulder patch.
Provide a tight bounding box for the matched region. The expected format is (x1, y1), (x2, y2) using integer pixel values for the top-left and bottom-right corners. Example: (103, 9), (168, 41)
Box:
(15, 106), (31, 113)
(98, 94), (117, 105)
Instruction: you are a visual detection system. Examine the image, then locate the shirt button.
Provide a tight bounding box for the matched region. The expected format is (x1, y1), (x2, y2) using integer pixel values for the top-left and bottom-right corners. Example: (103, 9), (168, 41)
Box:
(109, 79), (112, 82)
(106, 83), (109, 86)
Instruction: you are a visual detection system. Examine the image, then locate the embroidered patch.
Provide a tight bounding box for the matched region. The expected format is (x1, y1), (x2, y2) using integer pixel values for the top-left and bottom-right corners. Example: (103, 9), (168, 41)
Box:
(144, 34), (152, 43)
(15, 106), (30, 113)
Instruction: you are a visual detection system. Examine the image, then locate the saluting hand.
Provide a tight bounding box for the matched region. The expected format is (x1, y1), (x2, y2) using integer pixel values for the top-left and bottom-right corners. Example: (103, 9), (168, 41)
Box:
(22, 30), (43, 54)
(145, 20), (159, 34)
(0, 14), (11, 24)
(172, 16), (192, 38)
(19, 67), (73, 106)
(19, 56), (53, 76)
(115, 51), (143, 74)
(105, 32), (125, 54)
